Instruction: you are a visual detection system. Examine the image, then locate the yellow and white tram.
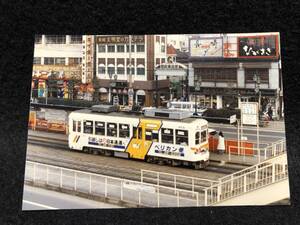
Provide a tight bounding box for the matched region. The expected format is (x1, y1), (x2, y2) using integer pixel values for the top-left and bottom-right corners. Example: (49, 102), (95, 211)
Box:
(68, 108), (209, 169)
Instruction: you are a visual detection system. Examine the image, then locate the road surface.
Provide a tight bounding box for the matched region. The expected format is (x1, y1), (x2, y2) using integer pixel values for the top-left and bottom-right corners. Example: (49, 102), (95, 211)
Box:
(22, 185), (122, 210)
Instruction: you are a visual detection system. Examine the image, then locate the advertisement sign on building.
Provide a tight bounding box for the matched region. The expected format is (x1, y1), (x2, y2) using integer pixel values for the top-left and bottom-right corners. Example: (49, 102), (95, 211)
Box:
(96, 35), (145, 44)
(238, 35), (278, 58)
(38, 80), (46, 97)
(190, 38), (223, 57)
(223, 36), (237, 58)
(241, 102), (258, 125)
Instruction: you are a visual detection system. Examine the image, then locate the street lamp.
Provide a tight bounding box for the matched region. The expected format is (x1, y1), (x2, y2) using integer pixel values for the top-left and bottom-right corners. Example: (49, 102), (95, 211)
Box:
(108, 72), (117, 104)
(193, 77), (201, 116)
(253, 74), (261, 112)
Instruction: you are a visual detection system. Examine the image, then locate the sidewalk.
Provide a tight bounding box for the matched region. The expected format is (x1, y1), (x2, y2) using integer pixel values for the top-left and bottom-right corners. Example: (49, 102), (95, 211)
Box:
(210, 151), (259, 166)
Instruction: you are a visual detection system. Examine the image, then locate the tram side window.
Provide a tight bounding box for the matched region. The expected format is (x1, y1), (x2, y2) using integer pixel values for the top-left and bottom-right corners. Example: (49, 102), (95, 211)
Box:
(78, 121), (81, 132)
(152, 130), (158, 142)
(145, 129), (152, 141)
(133, 126), (137, 138)
(161, 128), (174, 144)
(176, 129), (189, 146)
(201, 130), (207, 143)
(138, 127), (142, 139)
(95, 121), (105, 135)
(195, 132), (200, 145)
(107, 123), (117, 137)
(83, 120), (93, 134)
(119, 124), (129, 138)
(73, 120), (76, 132)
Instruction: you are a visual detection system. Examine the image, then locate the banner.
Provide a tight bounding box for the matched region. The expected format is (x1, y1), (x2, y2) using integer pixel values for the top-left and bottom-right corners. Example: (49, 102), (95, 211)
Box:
(190, 38), (223, 57)
(38, 80), (46, 97)
(238, 35), (278, 58)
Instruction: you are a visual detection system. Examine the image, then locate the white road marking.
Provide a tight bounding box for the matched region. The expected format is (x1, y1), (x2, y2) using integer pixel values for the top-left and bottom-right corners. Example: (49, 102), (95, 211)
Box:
(23, 200), (58, 210)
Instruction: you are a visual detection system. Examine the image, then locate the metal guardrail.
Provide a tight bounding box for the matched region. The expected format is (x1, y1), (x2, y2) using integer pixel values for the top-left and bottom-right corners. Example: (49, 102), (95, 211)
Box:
(204, 152), (288, 206)
(25, 161), (205, 207)
(228, 138), (286, 163)
(141, 169), (218, 193)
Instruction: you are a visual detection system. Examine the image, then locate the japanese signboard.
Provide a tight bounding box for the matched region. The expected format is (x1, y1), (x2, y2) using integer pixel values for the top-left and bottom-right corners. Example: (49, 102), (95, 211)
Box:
(238, 35), (278, 58)
(190, 38), (223, 57)
(241, 102), (258, 125)
(96, 35), (145, 44)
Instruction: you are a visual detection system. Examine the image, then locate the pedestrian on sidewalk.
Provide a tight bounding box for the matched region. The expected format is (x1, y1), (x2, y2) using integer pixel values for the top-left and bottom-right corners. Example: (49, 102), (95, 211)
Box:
(217, 131), (225, 154)
(267, 106), (273, 121)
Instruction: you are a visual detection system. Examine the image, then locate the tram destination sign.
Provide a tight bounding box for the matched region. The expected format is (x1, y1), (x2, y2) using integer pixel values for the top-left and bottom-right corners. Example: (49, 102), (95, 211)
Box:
(241, 102), (258, 125)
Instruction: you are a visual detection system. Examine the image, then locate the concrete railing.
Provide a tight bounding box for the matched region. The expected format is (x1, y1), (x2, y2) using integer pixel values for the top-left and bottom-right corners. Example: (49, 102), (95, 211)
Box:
(204, 152), (289, 206)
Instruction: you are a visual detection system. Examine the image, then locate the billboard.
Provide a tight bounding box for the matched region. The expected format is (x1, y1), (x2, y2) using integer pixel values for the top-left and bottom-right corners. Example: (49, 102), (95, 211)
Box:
(190, 37), (223, 57)
(238, 35), (278, 58)
(241, 102), (259, 125)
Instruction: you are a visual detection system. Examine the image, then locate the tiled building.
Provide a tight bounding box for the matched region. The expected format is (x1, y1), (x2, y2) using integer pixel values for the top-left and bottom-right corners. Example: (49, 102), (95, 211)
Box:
(95, 35), (168, 106)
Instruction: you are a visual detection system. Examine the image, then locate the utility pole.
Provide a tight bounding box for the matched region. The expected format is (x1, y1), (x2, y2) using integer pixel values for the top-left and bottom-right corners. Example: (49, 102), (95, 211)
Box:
(128, 35), (134, 109)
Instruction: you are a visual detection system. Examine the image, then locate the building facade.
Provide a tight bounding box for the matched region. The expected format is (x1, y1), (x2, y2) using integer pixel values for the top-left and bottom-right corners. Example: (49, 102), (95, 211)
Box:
(94, 35), (168, 106)
(187, 32), (282, 118)
(32, 35), (83, 99)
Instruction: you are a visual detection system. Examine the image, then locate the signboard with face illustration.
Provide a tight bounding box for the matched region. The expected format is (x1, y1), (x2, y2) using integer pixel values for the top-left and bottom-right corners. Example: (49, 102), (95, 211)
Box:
(238, 35), (279, 58)
(190, 38), (223, 57)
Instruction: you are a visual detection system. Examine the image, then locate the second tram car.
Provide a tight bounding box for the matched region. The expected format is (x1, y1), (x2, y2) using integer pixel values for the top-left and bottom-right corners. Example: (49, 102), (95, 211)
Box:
(69, 108), (209, 169)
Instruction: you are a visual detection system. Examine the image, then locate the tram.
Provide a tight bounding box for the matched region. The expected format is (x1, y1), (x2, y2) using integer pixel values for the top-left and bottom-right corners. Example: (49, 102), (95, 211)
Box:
(68, 107), (209, 169)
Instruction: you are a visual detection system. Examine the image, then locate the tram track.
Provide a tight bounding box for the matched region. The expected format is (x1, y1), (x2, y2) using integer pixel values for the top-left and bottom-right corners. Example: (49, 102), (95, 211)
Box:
(26, 134), (249, 192)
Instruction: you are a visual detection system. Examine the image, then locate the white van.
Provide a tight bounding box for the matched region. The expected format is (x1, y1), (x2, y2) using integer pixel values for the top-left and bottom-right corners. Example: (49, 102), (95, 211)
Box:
(168, 101), (207, 116)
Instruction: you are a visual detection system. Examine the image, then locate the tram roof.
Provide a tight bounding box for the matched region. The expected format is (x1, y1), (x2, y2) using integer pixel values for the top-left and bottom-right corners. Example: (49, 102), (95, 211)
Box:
(71, 108), (207, 124)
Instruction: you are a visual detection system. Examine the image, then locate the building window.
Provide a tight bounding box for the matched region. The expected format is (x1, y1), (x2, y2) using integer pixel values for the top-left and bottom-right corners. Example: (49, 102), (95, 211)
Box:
(162, 128), (174, 144)
(194, 68), (237, 82)
(44, 57), (54, 65)
(33, 57), (41, 65)
(108, 66), (115, 75)
(137, 67), (145, 75)
(83, 120), (93, 134)
(107, 45), (115, 53)
(245, 68), (269, 83)
(175, 129), (188, 145)
(95, 121), (105, 135)
(119, 124), (129, 138)
(117, 45), (125, 52)
(98, 65), (106, 74)
(161, 58), (166, 64)
(156, 58), (160, 65)
(136, 44), (145, 52)
(45, 35), (66, 44)
(117, 66), (125, 75)
(54, 58), (65, 65)
(98, 45), (106, 52)
(35, 35), (42, 44)
(69, 57), (81, 65)
(161, 44), (166, 53)
(126, 45), (135, 52)
(107, 123), (117, 137)
(70, 35), (82, 44)
(127, 67), (135, 75)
